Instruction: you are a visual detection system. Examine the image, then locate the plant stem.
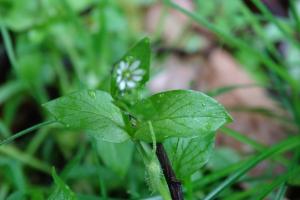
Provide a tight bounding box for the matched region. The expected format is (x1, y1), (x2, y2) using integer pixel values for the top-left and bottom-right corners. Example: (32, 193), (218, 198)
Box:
(0, 120), (56, 146)
(135, 141), (171, 200)
(156, 143), (184, 200)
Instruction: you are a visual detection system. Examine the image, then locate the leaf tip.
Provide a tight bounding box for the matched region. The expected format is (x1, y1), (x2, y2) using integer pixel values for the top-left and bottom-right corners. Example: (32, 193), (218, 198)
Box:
(226, 112), (234, 123)
(142, 36), (150, 44)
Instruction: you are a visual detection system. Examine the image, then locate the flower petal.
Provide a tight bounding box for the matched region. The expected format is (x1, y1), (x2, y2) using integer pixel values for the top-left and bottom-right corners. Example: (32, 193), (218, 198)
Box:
(117, 68), (122, 75)
(119, 61), (128, 71)
(119, 80), (126, 90)
(119, 61), (125, 69)
(127, 81), (136, 88)
(132, 69), (144, 75)
(123, 62), (129, 70)
(116, 76), (122, 83)
(129, 60), (141, 71)
(132, 75), (142, 81)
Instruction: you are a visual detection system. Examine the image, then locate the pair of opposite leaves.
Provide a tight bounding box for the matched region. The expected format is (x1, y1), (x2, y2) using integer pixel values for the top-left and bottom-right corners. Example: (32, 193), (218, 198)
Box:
(43, 38), (232, 144)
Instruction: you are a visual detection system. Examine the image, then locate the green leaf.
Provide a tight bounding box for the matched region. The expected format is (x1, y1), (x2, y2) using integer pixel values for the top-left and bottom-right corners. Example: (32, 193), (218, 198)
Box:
(164, 133), (214, 180)
(43, 90), (129, 143)
(0, 0), (42, 31)
(111, 37), (151, 95)
(96, 140), (134, 177)
(288, 171), (300, 186)
(48, 169), (77, 200)
(6, 191), (26, 200)
(132, 90), (232, 142)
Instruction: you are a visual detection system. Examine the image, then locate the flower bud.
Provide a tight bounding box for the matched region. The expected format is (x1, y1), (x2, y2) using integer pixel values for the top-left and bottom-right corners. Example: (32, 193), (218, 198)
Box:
(145, 159), (162, 193)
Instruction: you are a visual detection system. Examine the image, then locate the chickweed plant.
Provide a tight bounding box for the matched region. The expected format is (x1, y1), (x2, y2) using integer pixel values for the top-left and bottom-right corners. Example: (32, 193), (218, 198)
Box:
(1, 0), (300, 200)
(0, 36), (232, 199)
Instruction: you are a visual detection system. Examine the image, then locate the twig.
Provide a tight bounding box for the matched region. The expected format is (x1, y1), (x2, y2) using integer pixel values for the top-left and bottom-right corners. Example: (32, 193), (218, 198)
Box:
(156, 143), (184, 200)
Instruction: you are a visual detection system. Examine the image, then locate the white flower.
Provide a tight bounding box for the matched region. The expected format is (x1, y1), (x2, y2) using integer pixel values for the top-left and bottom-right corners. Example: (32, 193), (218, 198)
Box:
(116, 60), (144, 91)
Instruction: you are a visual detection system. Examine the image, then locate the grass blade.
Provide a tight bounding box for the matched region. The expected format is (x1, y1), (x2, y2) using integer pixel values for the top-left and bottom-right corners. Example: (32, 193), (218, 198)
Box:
(0, 25), (18, 71)
(274, 183), (287, 200)
(0, 146), (51, 173)
(290, 0), (300, 33)
(163, 0), (297, 89)
(256, 168), (300, 200)
(221, 127), (264, 151)
(192, 160), (246, 190)
(251, 0), (300, 49)
(206, 84), (260, 97)
(203, 136), (300, 200)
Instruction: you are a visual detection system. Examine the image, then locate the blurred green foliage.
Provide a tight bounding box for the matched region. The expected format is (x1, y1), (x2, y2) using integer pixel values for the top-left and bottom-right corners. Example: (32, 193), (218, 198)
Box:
(1, 0), (300, 199)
